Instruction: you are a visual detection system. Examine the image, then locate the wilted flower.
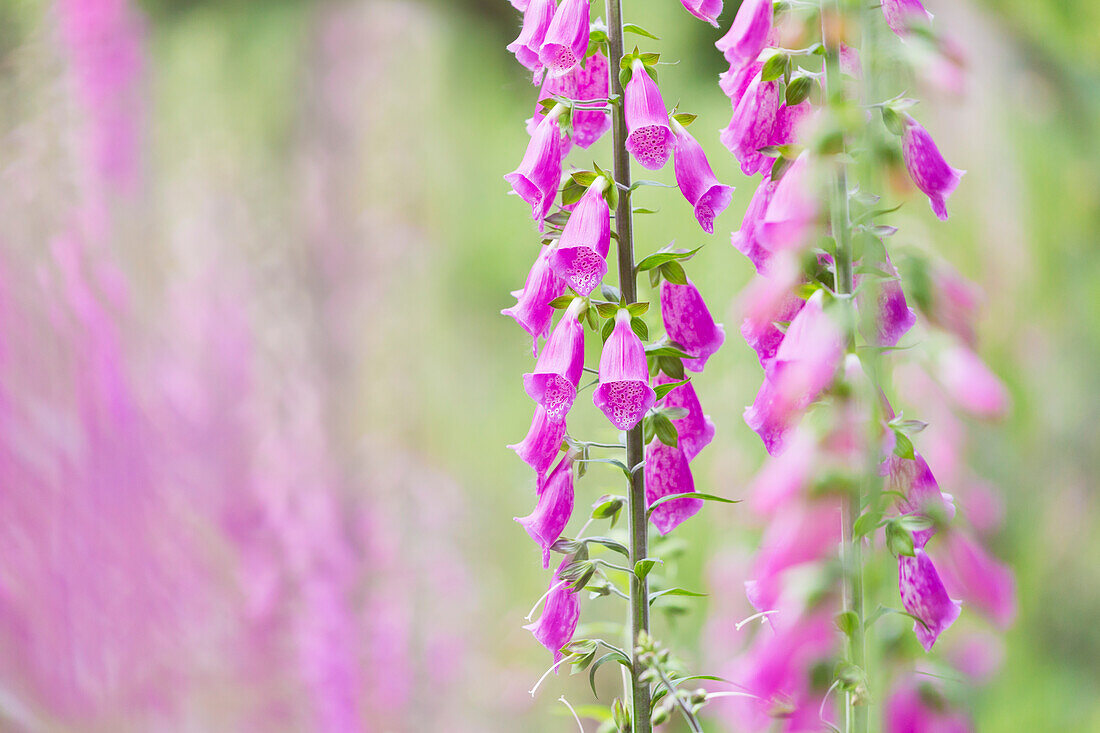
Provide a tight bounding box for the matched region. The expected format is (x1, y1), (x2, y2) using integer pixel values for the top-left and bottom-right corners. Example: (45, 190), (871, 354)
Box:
(660, 277), (725, 372)
(502, 245), (565, 355)
(538, 0), (590, 78)
(901, 116), (964, 221)
(508, 405), (567, 481)
(516, 452), (576, 568)
(672, 122), (735, 234)
(654, 374), (715, 462)
(594, 310), (655, 430)
(525, 558), (581, 662)
(715, 0), (772, 63)
(507, 0), (556, 76)
(898, 548), (962, 651)
(624, 62), (673, 170)
(523, 299), (586, 420)
(644, 439), (703, 535)
(505, 108), (564, 229)
(549, 179), (611, 295)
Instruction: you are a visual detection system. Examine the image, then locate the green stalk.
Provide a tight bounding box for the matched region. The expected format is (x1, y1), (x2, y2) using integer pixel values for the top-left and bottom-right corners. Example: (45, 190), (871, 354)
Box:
(604, 0), (651, 730)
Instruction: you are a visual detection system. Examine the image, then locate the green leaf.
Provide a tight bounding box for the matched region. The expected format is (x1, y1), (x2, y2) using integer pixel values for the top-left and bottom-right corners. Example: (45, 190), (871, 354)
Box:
(853, 511), (881, 538)
(785, 74), (814, 106)
(632, 207), (659, 215)
(548, 295), (576, 309)
(600, 284), (622, 302)
(672, 112), (697, 127)
(623, 22), (660, 40)
(639, 52), (660, 66)
(625, 301), (650, 317)
(653, 379), (688, 400)
(561, 179), (585, 206)
(630, 316), (649, 341)
(618, 67), (632, 88)
(583, 536), (631, 558)
(588, 651), (631, 698)
(771, 154), (795, 182)
(601, 316), (615, 342)
(571, 170), (598, 187)
(595, 302), (620, 319)
(659, 406), (689, 420)
(658, 355), (684, 379)
(885, 520), (916, 558)
(652, 413), (678, 447)
(591, 496), (625, 520)
(645, 342), (693, 358)
(634, 558), (662, 581)
(892, 431), (915, 460)
(756, 145), (782, 158)
(635, 245), (704, 272)
(648, 587), (707, 604)
(881, 107), (905, 136)
(660, 260), (688, 285)
(647, 492), (738, 516)
(628, 179), (675, 192)
(834, 611), (859, 637)
(760, 52), (789, 82)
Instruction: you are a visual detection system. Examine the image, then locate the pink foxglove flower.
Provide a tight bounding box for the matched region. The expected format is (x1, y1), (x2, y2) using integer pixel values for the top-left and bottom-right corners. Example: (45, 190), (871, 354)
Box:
(736, 611), (836, 719)
(506, 109), (564, 229)
(679, 0), (722, 28)
(523, 299), (585, 420)
(624, 62), (674, 170)
(898, 549), (962, 651)
(745, 502), (840, 611)
(839, 43), (862, 78)
(936, 344), (1009, 419)
(507, 0), (556, 76)
(758, 152), (817, 250)
(525, 558), (580, 662)
(508, 405), (566, 481)
(739, 252), (803, 370)
(672, 123), (735, 234)
(720, 73), (781, 176)
(934, 531), (1016, 628)
(530, 51), (611, 149)
(660, 278), (725, 371)
(881, 0), (934, 38)
(747, 427), (817, 516)
(928, 261), (981, 346)
(715, 0), (772, 63)
(644, 439), (703, 535)
(732, 174), (779, 272)
(502, 246), (565, 355)
(548, 179), (611, 295)
(594, 310), (656, 430)
(885, 682), (971, 733)
(538, 0), (590, 78)
(655, 374), (715, 462)
(768, 99), (812, 148)
(860, 255), (916, 346)
(883, 453), (955, 549)
(516, 452), (576, 568)
(718, 59), (762, 106)
(901, 116), (964, 221)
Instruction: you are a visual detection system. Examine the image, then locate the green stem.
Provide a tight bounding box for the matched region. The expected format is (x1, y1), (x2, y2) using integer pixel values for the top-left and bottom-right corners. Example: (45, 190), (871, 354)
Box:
(605, 0), (651, 730)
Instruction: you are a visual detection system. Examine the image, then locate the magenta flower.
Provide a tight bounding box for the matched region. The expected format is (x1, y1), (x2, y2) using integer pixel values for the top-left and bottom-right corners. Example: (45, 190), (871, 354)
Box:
(679, 0), (722, 27)
(624, 62), (674, 170)
(508, 405), (566, 481)
(715, 0), (772, 63)
(768, 99), (812, 148)
(523, 299), (585, 420)
(758, 152), (817, 251)
(934, 531), (1016, 628)
(739, 250), (803, 368)
(719, 59), (762, 106)
(548, 179), (611, 295)
(745, 502), (841, 611)
(928, 261), (981, 346)
(902, 116), (964, 221)
(936, 344), (1009, 419)
(881, 0), (934, 38)
(672, 123), (735, 234)
(732, 174), (779, 272)
(898, 549), (962, 651)
(660, 278), (725, 372)
(502, 246), (566, 355)
(511, 0), (530, 9)
(644, 439), (703, 535)
(859, 255), (916, 347)
(525, 558), (581, 662)
(506, 109), (564, 229)
(885, 682), (971, 733)
(516, 452), (576, 568)
(882, 453), (954, 549)
(594, 310), (656, 430)
(530, 51), (611, 149)
(507, 0), (556, 76)
(655, 373), (715, 462)
(720, 73), (781, 176)
(538, 0), (590, 78)
(747, 428), (817, 517)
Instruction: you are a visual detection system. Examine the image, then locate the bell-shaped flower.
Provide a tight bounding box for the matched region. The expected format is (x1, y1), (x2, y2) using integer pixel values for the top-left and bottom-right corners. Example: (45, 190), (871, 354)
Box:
(680, 0), (722, 27)
(529, 51), (611, 149)
(516, 452), (576, 568)
(594, 309), (655, 430)
(858, 255), (916, 347)
(933, 531), (1016, 628)
(720, 73), (781, 176)
(902, 116), (964, 221)
(507, 0), (556, 76)
(655, 373), (715, 462)
(525, 558), (580, 662)
(523, 299), (586, 420)
(739, 253), (803, 371)
(502, 246), (566, 355)
(881, 0), (934, 38)
(758, 152), (817, 251)
(715, 0), (772, 63)
(745, 502), (841, 612)
(936, 344), (1009, 419)
(538, 0), (590, 78)
(644, 439), (703, 535)
(744, 291), (843, 455)
(505, 108), (564, 229)
(898, 549), (962, 651)
(508, 405), (566, 482)
(748, 428), (817, 517)
(732, 175), (779, 272)
(927, 261), (981, 346)
(624, 62), (673, 170)
(719, 59), (762, 106)
(548, 178), (611, 295)
(672, 122), (735, 234)
(768, 100), (812, 149)
(882, 452), (955, 549)
(660, 277), (725, 372)
(885, 681), (971, 733)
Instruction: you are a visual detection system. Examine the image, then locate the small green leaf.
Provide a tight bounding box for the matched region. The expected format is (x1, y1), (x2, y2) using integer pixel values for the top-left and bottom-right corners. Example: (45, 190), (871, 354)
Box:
(618, 67), (632, 88)
(885, 520), (916, 558)
(834, 611), (859, 637)
(601, 315), (615, 342)
(760, 52), (789, 82)
(660, 260), (688, 285)
(583, 536), (631, 558)
(632, 207), (659, 214)
(658, 355), (684, 379)
(635, 245), (704, 272)
(595, 302), (620, 319)
(653, 379), (689, 400)
(757, 145), (782, 158)
(571, 170), (598, 186)
(634, 558), (662, 580)
(672, 112), (697, 127)
(785, 74), (814, 106)
(644, 342), (693, 358)
(600, 284), (622, 302)
(623, 22), (660, 40)
(881, 107), (905, 136)
(771, 154), (795, 181)
(853, 511), (881, 538)
(648, 587), (707, 604)
(639, 52), (660, 66)
(647, 492), (738, 516)
(548, 295), (575, 309)
(588, 651), (631, 698)
(591, 496), (625, 520)
(892, 431), (915, 460)
(652, 413), (678, 447)
(631, 316), (649, 341)
(628, 179), (676, 192)
(625, 301), (650, 317)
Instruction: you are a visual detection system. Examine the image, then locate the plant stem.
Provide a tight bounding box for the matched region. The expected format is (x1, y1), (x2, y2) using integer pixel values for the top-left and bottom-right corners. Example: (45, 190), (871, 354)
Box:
(821, 2), (868, 732)
(605, 0), (651, 730)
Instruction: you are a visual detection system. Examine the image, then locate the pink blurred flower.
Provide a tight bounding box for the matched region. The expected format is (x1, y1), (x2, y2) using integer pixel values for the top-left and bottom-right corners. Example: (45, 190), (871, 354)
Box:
(898, 549), (962, 651)
(935, 344), (1009, 419)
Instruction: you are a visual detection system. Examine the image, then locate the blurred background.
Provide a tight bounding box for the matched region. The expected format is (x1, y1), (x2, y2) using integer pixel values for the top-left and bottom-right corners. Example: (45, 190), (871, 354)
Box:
(0, 0), (1097, 730)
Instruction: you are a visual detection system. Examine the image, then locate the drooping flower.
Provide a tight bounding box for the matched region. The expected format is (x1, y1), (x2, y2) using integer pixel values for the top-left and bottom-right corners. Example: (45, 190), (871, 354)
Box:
(516, 452), (576, 568)
(935, 344), (1009, 419)
(525, 558), (581, 662)
(548, 179), (610, 295)
(538, 0), (590, 78)
(898, 549), (962, 651)
(745, 501), (841, 612)
(594, 309), (656, 430)
(901, 116), (964, 221)
(747, 428), (817, 516)
(529, 51), (611, 149)
(624, 62), (673, 170)
(732, 174), (779, 272)
(881, 0), (934, 38)
(679, 0), (722, 27)
(768, 99), (812, 149)
(885, 681), (971, 733)
(882, 453), (955, 549)
(660, 277), (725, 372)
(933, 531), (1016, 628)
(758, 152), (817, 251)
(508, 405), (566, 481)
(672, 123), (735, 234)
(655, 373), (715, 462)
(715, 0), (772, 64)
(507, 0), (556, 76)
(523, 299), (586, 420)
(720, 73), (781, 176)
(502, 246), (565, 355)
(505, 108), (564, 229)
(859, 255), (916, 347)
(927, 260), (981, 346)
(510, 0), (530, 10)
(719, 59), (762, 106)
(644, 439), (703, 535)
